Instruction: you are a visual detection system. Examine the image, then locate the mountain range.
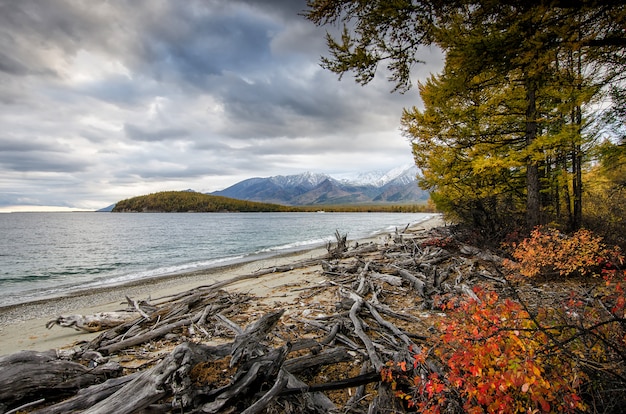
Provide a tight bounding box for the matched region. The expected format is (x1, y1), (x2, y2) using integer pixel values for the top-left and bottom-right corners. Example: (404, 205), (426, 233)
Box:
(210, 165), (428, 205)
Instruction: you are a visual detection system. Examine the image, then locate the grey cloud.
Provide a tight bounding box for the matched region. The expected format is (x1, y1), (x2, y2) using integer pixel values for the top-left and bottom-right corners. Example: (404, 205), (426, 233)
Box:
(132, 3), (279, 88)
(0, 151), (89, 172)
(0, 0), (124, 77)
(77, 75), (149, 105)
(0, 51), (30, 76)
(211, 67), (411, 140)
(124, 124), (190, 142)
(0, 137), (58, 152)
(236, 0), (308, 19)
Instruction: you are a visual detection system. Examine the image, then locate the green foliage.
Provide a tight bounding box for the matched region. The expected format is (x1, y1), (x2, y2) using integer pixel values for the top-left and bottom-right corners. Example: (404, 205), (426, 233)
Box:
(111, 191), (433, 213)
(402, 11), (602, 231)
(402, 61), (528, 235)
(112, 191), (291, 213)
(306, 0), (441, 93)
(583, 178), (626, 250)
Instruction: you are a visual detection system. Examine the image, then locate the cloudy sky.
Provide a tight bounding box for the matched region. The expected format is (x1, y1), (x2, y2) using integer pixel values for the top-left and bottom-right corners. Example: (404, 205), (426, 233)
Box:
(0, 0), (443, 211)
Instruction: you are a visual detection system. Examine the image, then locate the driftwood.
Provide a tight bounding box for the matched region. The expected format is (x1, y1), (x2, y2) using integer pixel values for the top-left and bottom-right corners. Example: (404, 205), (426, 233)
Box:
(46, 296), (156, 332)
(0, 350), (122, 412)
(1, 222), (510, 414)
(30, 374), (140, 414)
(45, 311), (139, 332)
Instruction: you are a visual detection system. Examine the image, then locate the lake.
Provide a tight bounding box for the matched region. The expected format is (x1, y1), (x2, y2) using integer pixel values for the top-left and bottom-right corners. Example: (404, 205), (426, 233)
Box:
(0, 211), (435, 307)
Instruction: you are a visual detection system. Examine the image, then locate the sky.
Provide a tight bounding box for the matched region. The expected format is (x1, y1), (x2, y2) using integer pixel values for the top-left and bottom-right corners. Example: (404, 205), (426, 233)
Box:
(0, 0), (443, 211)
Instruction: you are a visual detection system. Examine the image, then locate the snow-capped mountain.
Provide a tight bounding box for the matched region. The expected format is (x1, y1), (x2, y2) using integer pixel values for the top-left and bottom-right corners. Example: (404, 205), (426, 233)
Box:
(337, 165), (417, 186)
(211, 166), (426, 205)
(269, 171), (329, 188)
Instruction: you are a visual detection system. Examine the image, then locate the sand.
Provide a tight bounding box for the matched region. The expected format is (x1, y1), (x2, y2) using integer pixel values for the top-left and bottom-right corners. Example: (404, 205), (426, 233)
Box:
(0, 214), (444, 357)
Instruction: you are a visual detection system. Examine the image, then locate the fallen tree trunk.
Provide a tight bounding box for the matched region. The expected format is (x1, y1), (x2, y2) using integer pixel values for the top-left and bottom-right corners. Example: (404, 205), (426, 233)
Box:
(84, 342), (231, 414)
(0, 350), (122, 412)
(31, 374), (140, 414)
(45, 312), (139, 332)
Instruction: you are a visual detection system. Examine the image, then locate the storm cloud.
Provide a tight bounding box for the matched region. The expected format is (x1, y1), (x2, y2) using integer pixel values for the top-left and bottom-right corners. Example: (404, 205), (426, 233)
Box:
(0, 0), (443, 210)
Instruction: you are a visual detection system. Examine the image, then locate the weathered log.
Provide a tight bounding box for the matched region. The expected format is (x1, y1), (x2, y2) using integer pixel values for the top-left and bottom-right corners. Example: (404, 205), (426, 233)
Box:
(215, 312), (244, 334)
(283, 347), (352, 374)
(31, 373), (140, 414)
(124, 295), (153, 319)
(343, 243), (379, 257)
(346, 360), (372, 409)
(45, 311), (139, 332)
(327, 230), (348, 259)
(241, 368), (289, 414)
(364, 301), (415, 347)
(46, 295), (158, 333)
(230, 309), (284, 367)
(457, 283), (480, 302)
(278, 371), (337, 413)
(393, 265), (426, 297)
(84, 342), (231, 414)
(97, 314), (197, 355)
(368, 382), (406, 413)
(297, 317), (362, 351)
(279, 370), (380, 395)
(0, 350), (122, 412)
(369, 271), (403, 286)
(459, 243), (503, 263)
(344, 289), (384, 371)
(355, 261), (372, 295)
(94, 292), (246, 354)
(371, 301), (422, 323)
(200, 344), (291, 413)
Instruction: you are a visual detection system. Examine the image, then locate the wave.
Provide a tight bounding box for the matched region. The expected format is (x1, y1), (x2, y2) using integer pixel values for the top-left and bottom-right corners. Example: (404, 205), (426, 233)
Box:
(254, 237), (333, 254)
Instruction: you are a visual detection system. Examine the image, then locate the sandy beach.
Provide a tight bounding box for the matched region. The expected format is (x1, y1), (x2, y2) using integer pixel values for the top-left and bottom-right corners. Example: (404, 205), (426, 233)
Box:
(0, 214), (443, 357)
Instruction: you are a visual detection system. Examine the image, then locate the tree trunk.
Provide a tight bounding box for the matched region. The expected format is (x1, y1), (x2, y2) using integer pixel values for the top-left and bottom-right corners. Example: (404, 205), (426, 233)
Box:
(572, 106), (583, 230)
(525, 78), (541, 228)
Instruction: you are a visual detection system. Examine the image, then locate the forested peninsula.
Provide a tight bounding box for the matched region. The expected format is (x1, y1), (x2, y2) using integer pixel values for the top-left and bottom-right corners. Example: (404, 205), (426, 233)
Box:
(111, 191), (431, 213)
(112, 191), (291, 213)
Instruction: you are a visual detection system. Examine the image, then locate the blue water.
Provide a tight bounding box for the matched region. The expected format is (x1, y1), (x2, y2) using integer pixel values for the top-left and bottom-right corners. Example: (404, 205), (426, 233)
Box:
(0, 212), (435, 306)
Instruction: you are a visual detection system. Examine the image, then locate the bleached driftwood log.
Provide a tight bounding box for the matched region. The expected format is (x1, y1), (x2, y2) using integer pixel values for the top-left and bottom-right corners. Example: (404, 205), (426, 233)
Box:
(46, 296), (156, 332)
(46, 311), (139, 332)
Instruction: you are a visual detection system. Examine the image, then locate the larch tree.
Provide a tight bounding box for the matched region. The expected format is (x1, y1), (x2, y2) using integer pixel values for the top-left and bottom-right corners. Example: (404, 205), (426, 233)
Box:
(401, 59), (528, 235)
(305, 0), (626, 230)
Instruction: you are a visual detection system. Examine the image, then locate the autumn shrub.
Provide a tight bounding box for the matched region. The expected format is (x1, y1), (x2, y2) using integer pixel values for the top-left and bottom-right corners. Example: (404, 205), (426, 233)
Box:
(503, 226), (626, 411)
(420, 236), (455, 249)
(385, 227), (626, 413)
(503, 226), (620, 279)
(383, 288), (586, 413)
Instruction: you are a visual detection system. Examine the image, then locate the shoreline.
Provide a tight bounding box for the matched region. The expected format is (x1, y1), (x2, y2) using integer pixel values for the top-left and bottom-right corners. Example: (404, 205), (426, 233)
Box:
(0, 214), (443, 356)
(0, 212), (438, 309)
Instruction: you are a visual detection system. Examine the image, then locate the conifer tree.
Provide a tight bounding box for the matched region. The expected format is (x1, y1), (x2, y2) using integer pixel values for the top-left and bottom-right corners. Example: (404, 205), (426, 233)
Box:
(306, 0), (626, 230)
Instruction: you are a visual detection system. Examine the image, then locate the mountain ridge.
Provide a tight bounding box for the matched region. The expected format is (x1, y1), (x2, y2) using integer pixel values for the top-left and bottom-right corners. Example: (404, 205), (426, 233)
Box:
(211, 165), (427, 205)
